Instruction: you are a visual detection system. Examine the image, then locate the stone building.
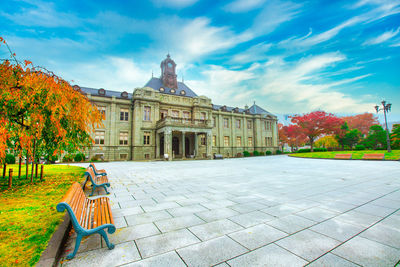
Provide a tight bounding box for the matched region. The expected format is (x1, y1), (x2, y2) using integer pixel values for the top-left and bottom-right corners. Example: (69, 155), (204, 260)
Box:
(77, 55), (278, 161)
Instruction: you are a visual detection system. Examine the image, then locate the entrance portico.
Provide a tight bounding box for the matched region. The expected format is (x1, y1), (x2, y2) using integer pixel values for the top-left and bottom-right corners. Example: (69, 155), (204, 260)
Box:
(156, 117), (212, 160)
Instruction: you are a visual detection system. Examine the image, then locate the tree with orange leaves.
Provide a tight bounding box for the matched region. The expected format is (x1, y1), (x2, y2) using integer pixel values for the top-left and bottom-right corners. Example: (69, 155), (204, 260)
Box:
(291, 111), (343, 152)
(342, 113), (379, 136)
(0, 37), (103, 170)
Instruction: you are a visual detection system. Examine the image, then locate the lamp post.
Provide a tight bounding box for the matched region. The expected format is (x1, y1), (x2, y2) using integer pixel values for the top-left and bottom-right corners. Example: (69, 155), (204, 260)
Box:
(375, 100), (392, 153)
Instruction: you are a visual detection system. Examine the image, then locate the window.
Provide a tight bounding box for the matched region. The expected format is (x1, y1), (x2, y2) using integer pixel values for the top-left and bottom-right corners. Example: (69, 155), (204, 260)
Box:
(160, 109), (168, 119)
(98, 106), (106, 119)
(264, 121), (267, 130)
(213, 117), (216, 127)
(236, 136), (242, 146)
(94, 131), (105, 145)
(143, 106), (151, 121)
(224, 136), (229, 147)
(200, 134), (206, 146)
(248, 137), (253, 146)
(200, 112), (206, 121)
(212, 135), (216, 146)
(120, 108), (129, 121)
(247, 120), (252, 129)
(120, 154), (127, 160)
(183, 111), (191, 123)
(236, 119), (241, 129)
(265, 137), (272, 146)
(119, 132), (128, 145)
(224, 118), (229, 128)
(143, 132), (150, 145)
(172, 110), (179, 118)
(144, 154), (150, 159)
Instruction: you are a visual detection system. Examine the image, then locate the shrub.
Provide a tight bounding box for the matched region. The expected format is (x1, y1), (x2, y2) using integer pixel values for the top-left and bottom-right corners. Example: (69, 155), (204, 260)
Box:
(253, 150), (260, 156)
(74, 153), (85, 162)
(243, 151), (250, 157)
(297, 148), (311, 153)
(236, 153), (243, 158)
(313, 148), (327, 152)
(259, 151), (265, 156)
(62, 154), (74, 162)
(265, 151), (272, 155)
(276, 150), (282, 155)
(355, 145), (365, 150)
(5, 154), (16, 164)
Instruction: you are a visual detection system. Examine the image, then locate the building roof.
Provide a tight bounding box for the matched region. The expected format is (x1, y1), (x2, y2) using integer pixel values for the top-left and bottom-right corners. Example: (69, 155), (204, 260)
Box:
(248, 104), (275, 117)
(212, 103), (276, 117)
(79, 86), (133, 99)
(144, 77), (198, 97)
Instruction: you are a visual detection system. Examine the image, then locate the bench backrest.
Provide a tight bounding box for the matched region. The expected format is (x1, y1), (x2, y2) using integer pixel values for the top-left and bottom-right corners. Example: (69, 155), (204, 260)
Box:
(89, 163), (100, 173)
(57, 183), (87, 226)
(85, 167), (96, 183)
(335, 154), (352, 159)
(362, 153), (385, 159)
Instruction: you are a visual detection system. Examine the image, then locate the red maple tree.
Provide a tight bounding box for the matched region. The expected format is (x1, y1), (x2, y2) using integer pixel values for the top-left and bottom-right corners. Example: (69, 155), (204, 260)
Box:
(291, 111), (343, 152)
(342, 113), (379, 136)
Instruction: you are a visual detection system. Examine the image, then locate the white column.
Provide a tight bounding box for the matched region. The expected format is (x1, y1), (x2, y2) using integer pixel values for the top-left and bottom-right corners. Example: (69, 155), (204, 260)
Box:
(181, 132), (185, 159)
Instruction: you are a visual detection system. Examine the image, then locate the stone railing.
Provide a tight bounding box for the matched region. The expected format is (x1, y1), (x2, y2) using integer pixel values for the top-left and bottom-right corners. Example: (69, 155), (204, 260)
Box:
(156, 116), (212, 129)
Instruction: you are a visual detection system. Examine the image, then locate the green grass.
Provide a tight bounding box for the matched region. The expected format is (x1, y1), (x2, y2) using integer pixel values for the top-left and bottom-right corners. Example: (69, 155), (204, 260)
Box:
(0, 164), (85, 266)
(289, 149), (400, 160)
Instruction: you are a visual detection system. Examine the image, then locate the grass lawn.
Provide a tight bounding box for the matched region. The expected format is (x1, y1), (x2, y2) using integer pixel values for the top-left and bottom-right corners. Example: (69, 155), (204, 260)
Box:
(0, 164), (85, 266)
(289, 149), (400, 160)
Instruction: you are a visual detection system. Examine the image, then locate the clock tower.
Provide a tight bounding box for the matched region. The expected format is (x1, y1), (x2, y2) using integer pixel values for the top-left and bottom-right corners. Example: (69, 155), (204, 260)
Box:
(160, 54), (178, 89)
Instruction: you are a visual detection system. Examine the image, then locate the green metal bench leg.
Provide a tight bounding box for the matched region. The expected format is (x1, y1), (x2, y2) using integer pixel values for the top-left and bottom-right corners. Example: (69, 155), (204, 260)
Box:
(102, 184), (110, 194)
(67, 234), (82, 259)
(99, 229), (115, 250)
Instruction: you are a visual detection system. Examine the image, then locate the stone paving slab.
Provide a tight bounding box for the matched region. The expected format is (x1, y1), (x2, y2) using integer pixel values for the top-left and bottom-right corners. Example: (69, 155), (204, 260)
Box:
(59, 156), (400, 266)
(177, 236), (248, 267)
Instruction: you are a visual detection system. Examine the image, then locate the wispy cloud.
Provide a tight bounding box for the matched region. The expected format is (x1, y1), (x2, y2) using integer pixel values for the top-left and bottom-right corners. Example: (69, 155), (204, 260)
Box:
(0, 0), (80, 28)
(363, 27), (400, 45)
(230, 42), (271, 63)
(223, 0), (266, 13)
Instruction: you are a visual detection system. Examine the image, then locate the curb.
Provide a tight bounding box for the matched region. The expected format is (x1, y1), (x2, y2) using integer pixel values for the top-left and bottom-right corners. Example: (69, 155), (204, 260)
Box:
(288, 155), (399, 161)
(36, 213), (71, 267)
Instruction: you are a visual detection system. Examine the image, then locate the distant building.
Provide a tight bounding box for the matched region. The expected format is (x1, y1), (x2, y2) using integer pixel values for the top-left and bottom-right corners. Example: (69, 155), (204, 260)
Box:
(76, 55), (278, 161)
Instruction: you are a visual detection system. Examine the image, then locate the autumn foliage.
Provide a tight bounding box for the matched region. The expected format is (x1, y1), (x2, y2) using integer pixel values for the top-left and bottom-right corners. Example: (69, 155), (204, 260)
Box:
(342, 113), (379, 136)
(290, 111), (343, 152)
(0, 37), (103, 163)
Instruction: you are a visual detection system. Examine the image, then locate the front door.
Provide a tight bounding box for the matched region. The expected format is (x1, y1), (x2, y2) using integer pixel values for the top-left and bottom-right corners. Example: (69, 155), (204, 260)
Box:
(160, 136), (164, 156)
(172, 136), (179, 156)
(185, 137), (190, 156)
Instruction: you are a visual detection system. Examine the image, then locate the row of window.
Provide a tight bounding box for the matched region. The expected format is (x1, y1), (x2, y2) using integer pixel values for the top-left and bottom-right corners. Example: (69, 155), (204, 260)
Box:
(95, 131), (274, 147)
(98, 106), (274, 131)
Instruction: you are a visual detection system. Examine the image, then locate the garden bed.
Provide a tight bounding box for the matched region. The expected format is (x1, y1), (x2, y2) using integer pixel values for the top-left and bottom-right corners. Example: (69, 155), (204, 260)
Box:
(0, 165), (85, 266)
(289, 150), (400, 160)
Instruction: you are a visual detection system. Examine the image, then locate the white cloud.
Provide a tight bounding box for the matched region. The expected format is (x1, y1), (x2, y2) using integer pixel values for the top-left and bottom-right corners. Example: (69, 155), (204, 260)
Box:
(224, 0), (266, 13)
(363, 27), (400, 45)
(257, 53), (375, 113)
(244, 0), (302, 38)
(230, 42), (271, 63)
(187, 65), (256, 106)
(0, 0), (80, 28)
(151, 0), (199, 8)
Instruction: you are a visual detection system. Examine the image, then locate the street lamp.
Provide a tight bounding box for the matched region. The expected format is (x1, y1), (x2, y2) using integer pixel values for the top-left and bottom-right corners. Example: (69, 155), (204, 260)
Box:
(375, 100), (392, 153)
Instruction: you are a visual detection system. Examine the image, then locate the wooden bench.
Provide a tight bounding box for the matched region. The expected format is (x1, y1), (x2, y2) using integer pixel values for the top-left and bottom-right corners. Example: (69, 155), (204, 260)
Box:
(362, 153), (385, 160)
(83, 167), (111, 196)
(89, 163), (107, 177)
(334, 154), (352, 159)
(56, 182), (115, 259)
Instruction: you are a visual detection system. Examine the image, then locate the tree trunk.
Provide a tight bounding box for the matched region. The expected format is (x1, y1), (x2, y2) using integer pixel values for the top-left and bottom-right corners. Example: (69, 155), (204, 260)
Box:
(25, 155), (29, 179)
(30, 139), (36, 183)
(310, 137), (314, 152)
(18, 156), (22, 179)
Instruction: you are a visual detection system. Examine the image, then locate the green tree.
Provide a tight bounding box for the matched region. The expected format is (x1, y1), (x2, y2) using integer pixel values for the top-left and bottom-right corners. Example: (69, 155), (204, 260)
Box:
(390, 124), (400, 149)
(363, 125), (387, 149)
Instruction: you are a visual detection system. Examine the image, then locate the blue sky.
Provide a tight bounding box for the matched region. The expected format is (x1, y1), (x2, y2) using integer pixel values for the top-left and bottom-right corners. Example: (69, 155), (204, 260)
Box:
(1, 0), (399, 121)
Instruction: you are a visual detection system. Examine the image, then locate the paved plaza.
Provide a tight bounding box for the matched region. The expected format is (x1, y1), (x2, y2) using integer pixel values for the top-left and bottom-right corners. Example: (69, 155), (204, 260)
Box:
(60, 156), (400, 266)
